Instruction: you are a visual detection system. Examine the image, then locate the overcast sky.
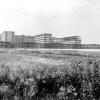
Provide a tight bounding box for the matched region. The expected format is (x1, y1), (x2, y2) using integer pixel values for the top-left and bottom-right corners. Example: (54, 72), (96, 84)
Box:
(0, 0), (100, 44)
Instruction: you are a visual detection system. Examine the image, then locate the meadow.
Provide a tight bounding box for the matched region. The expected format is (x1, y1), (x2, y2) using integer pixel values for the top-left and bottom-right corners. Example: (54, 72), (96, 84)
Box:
(0, 49), (100, 100)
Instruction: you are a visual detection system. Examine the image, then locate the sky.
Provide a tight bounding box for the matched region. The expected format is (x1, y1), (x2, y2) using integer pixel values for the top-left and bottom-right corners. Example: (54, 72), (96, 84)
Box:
(0, 0), (100, 44)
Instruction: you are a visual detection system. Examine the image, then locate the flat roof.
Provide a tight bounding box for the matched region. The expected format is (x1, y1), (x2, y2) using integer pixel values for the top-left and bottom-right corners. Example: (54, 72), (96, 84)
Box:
(34, 33), (52, 37)
(2, 31), (15, 33)
(53, 36), (81, 41)
(63, 36), (81, 41)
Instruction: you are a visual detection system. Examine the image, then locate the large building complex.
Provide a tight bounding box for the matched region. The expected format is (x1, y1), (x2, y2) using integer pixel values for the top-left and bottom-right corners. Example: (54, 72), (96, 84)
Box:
(0, 31), (83, 48)
(0, 31), (15, 42)
(1, 31), (100, 49)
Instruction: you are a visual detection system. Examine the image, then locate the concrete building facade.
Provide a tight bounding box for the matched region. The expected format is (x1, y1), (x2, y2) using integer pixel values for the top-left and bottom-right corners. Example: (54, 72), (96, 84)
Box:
(0, 31), (15, 42)
(53, 36), (81, 44)
(15, 35), (34, 43)
(15, 35), (35, 48)
(34, 33), (52, 43)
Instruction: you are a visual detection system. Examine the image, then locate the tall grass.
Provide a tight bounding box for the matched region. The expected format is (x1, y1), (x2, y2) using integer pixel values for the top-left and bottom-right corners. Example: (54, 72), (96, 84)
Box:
(0, 58), (99, 100)
(0, 49), (100, 100)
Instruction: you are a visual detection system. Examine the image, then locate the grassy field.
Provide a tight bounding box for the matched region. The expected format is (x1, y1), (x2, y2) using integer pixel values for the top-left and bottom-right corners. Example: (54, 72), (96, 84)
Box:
(0, 49), (100, 100)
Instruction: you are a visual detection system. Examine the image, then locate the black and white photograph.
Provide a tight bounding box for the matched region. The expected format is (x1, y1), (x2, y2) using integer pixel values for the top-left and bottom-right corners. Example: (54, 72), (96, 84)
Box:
(0, 0), (100, 100)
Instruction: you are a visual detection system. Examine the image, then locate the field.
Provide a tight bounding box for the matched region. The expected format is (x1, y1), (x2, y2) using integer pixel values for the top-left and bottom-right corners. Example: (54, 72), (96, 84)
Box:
(0, 49), (100, 100)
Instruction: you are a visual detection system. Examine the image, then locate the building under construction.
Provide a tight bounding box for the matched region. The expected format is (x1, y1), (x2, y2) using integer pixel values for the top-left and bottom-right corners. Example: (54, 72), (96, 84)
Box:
(0, 31), (99, 49)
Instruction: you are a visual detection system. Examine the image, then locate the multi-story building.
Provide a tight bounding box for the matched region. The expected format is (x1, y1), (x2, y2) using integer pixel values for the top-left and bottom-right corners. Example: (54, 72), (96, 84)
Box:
(0, 31), (82, 48)
(81, 44), (100, 49)
(15, 35), (35, 48)
(15, 35), (34, 43)
(53, 36), (81, 44)
(0, 35), (1, 41)
(52, 37), (63, 43)
(0, 31), (15, 42)
(23, 36), (34, 43)
(34, 33), (52, 43)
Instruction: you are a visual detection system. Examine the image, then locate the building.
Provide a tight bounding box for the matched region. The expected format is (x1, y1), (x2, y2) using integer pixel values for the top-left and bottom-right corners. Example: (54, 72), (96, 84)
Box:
(53, 36), (81, 44)
(23, 35), (34, 42)
(52, 36), (81, 49)
(0, 35), (1, 41)
(81, 44), (100, 49)
(0, 31), (82, 48)
(15, 35), (35, 48)
(0, 31), (15, 42)
(34, 33), (52, 43)
(15, 35), (24, 43)
(53, 37), (63, 43)
(15, 35), (34, 43)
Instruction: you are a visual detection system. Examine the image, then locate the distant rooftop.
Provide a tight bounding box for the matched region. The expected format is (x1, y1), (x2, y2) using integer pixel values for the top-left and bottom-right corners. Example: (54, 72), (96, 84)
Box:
(63, 36), (81, 41)
(53, 36), (81, 41)
(34, 33), (52, 37)
(2, 31), (15, 33)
